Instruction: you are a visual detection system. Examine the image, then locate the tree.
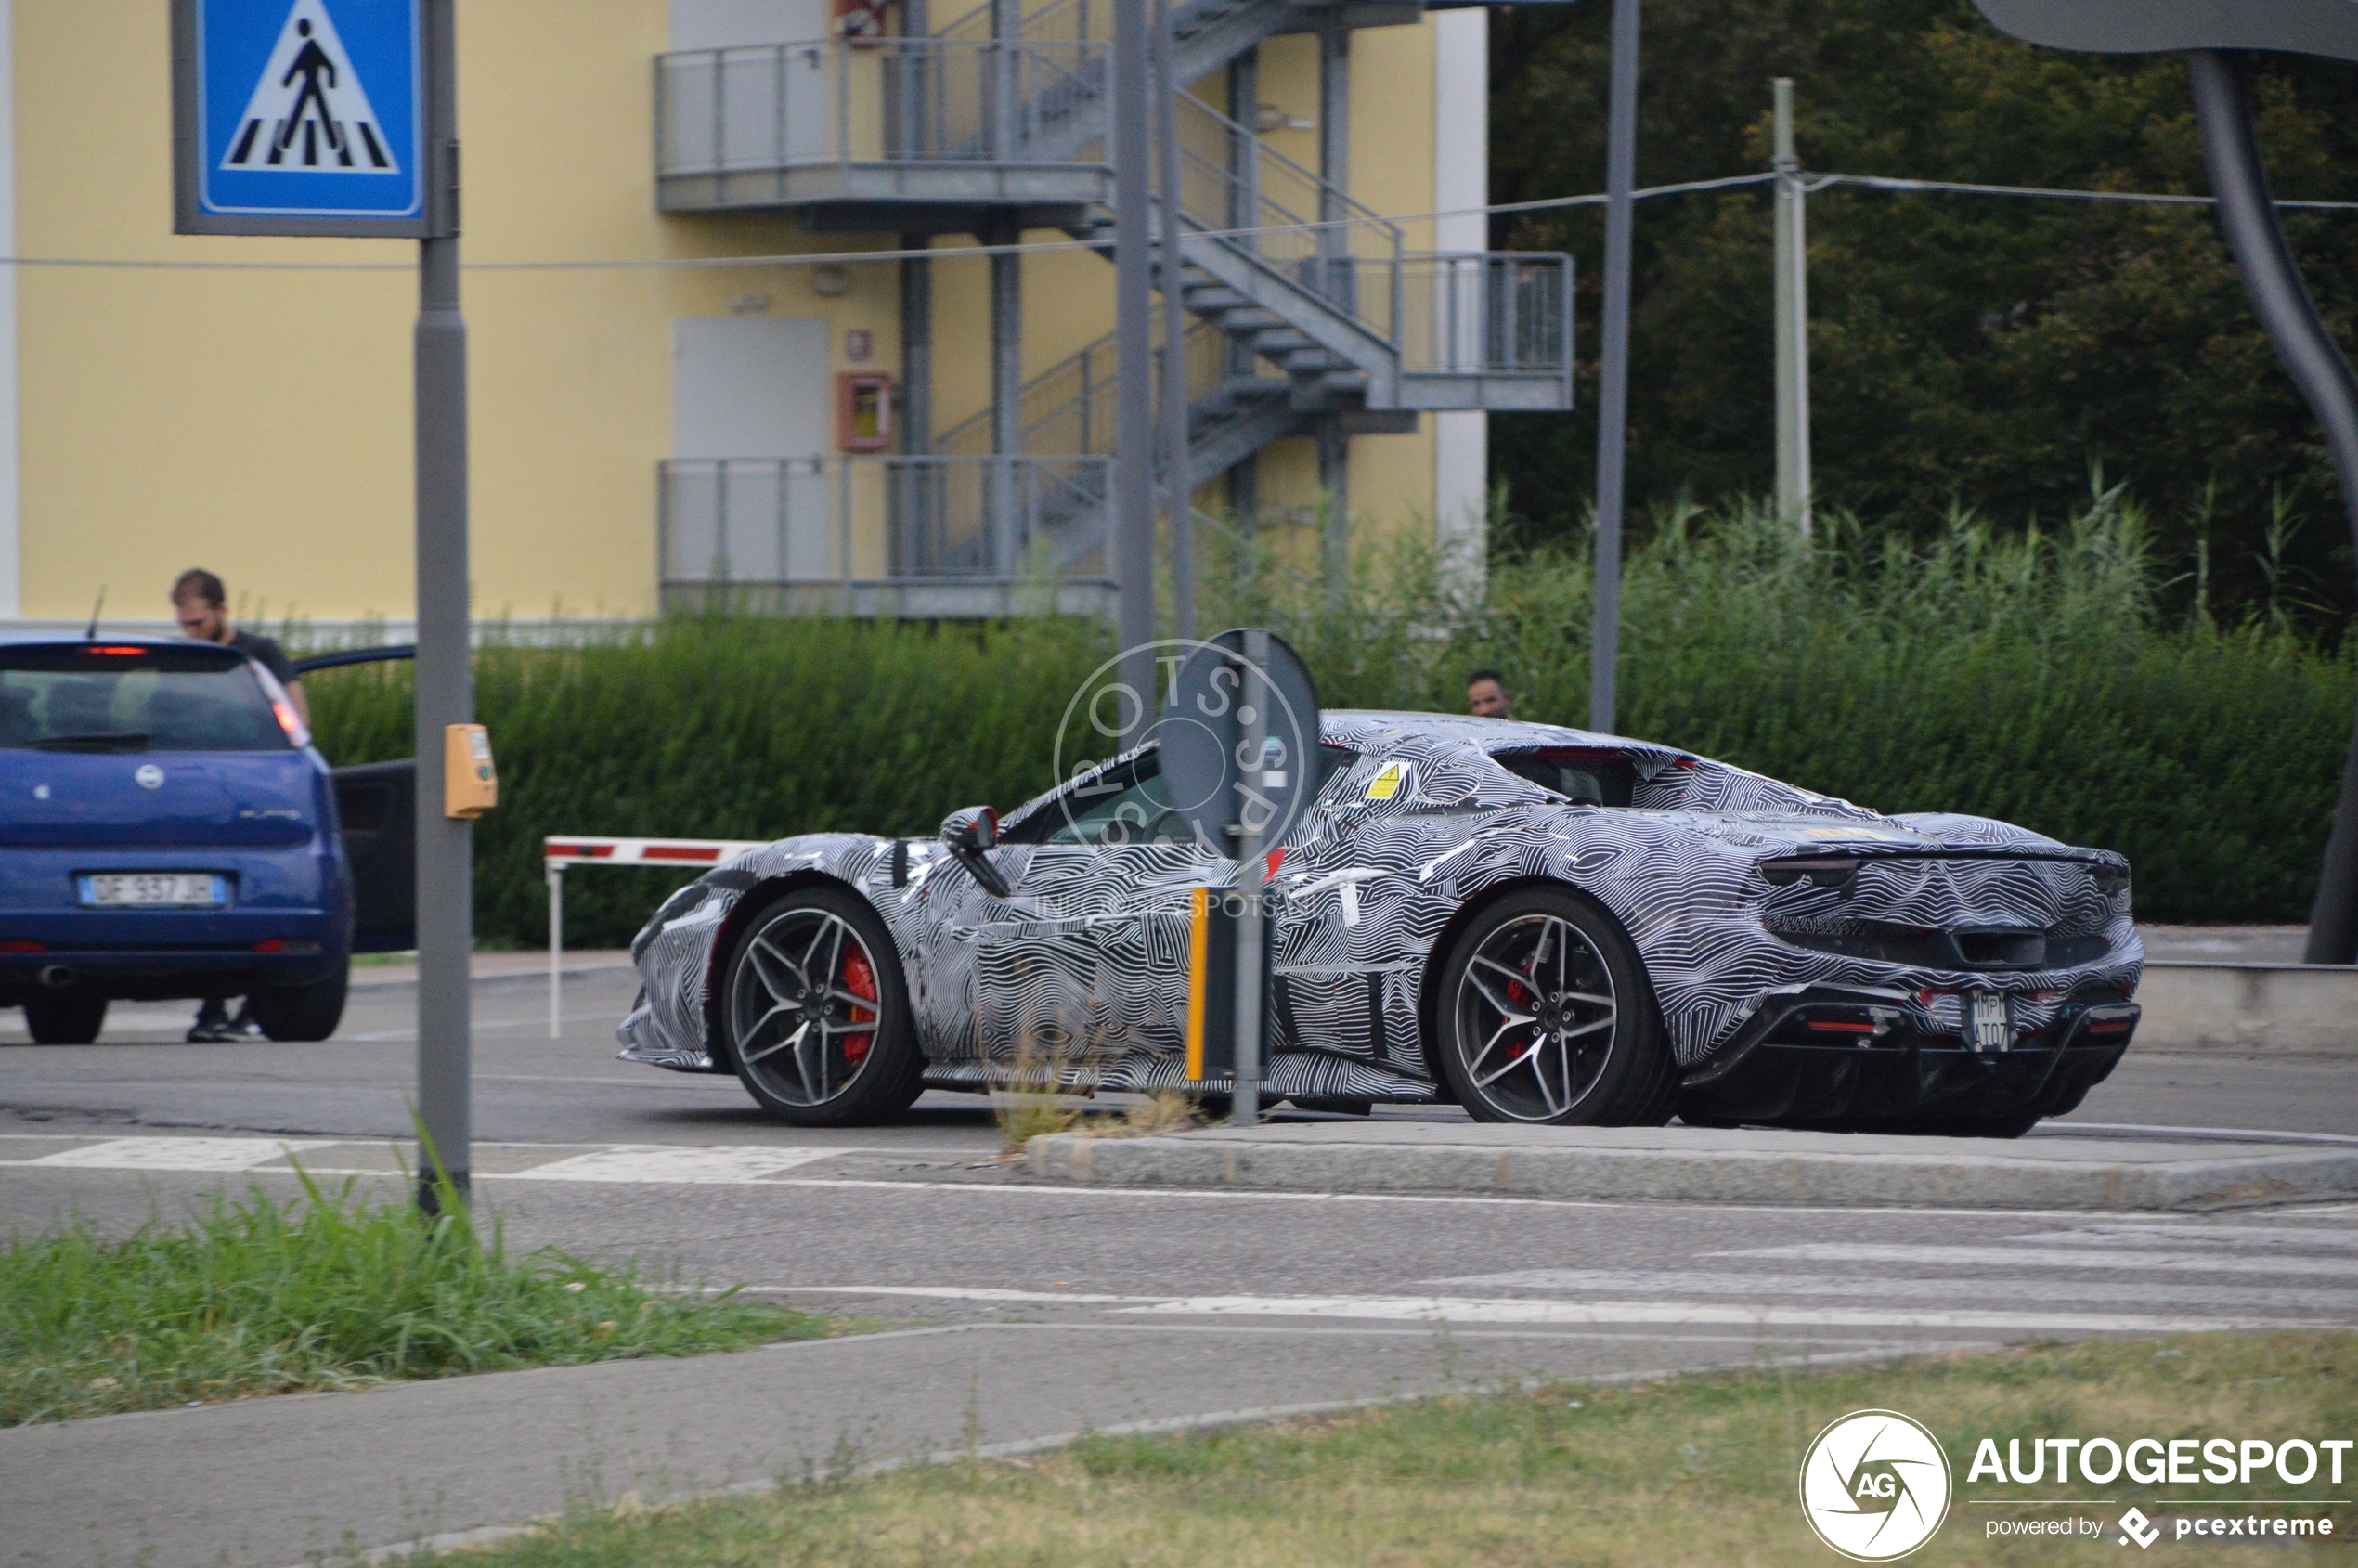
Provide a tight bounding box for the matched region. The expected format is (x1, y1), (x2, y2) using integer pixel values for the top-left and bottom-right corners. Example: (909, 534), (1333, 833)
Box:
(1489, 0), (2358, 624)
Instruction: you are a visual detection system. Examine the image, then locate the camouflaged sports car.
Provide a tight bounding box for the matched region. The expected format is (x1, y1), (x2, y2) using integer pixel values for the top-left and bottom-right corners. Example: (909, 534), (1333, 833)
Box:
(618, 712), (2141, 1134)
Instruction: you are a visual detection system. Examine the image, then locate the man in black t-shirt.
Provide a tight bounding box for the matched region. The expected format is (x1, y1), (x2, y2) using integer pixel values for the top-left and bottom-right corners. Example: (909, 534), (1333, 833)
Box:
(171, 568), (312, 1042)
(171, 568), (309, 727)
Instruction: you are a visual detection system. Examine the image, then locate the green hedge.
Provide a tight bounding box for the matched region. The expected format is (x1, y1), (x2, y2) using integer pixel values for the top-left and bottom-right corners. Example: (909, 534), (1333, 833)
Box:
(305, 499), (2353, 948)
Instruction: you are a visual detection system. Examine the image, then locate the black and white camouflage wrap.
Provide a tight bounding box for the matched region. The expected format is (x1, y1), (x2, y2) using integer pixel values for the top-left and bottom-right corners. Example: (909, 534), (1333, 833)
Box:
(617, 712), (2141, 1098)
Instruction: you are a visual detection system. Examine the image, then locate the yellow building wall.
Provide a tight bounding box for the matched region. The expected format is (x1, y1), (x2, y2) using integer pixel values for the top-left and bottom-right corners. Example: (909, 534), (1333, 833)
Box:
(12, 0), (1453, 622)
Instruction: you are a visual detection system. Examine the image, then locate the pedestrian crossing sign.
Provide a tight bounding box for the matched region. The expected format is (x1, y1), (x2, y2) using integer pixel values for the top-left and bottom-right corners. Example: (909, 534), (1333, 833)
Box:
(175, 0), (432, 235)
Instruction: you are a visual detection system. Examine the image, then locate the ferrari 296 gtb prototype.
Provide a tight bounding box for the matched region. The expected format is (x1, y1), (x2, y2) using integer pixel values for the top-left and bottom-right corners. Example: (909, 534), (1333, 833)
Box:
(618, 712), (2140, 1134)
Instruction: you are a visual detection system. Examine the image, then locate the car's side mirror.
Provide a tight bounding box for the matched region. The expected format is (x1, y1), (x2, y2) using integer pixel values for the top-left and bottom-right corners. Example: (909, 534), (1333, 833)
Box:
(939, 806), (1011, 897)
(940, 805), (998, 851)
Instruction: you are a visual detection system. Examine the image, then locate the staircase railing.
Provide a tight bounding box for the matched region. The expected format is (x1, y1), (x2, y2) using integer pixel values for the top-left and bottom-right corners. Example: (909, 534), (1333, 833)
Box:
(655, 38), (1108, 175)
(934, 316), (1232, 463)
(1172, 90), (1404, 347)
(658, 455), (1114, 587)
(1397, 253), (1575, 381)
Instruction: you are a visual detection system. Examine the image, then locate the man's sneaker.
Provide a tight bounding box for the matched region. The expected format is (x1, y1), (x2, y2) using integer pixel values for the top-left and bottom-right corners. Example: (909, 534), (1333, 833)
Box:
(188, 1000), (232, 1043)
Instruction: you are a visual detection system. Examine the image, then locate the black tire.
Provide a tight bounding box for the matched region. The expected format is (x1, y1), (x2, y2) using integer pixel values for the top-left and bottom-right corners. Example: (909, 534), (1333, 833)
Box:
(24, 992), (106, 1044)
(249, 963), (349, 1042)
(722, 886), (925, 1127)
(1433, 886), (1674, 1126)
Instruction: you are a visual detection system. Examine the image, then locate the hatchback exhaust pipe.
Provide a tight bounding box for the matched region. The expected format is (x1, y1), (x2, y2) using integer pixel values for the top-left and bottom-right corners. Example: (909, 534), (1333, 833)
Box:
(36, 964), (76, 989)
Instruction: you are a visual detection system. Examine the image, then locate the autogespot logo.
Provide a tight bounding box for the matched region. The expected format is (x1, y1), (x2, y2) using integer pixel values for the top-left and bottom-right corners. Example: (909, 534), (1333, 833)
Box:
(1799, 1409), (1954, 1562)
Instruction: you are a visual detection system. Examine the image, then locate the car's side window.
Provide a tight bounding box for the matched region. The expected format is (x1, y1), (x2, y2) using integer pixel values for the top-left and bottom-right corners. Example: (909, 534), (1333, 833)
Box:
(1043, 757), (1191, 847)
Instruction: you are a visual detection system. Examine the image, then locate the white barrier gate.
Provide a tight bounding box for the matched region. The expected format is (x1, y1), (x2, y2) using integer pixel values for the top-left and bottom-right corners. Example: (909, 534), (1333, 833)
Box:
(544, 836), (766, 1037)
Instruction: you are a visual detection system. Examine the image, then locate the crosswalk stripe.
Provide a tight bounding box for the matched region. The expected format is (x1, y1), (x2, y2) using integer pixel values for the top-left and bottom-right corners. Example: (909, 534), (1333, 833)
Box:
(24, 1136), (336, 1171)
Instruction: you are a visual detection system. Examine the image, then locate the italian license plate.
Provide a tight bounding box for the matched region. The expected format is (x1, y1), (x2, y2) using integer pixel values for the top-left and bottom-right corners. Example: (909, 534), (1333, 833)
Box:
(77, 874), (227, 908)
(1969, 990), (2010, 1053)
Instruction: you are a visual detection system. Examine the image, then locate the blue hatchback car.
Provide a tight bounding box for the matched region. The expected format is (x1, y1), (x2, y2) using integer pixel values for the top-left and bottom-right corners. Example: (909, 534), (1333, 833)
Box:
(0, 634), (355, 1043)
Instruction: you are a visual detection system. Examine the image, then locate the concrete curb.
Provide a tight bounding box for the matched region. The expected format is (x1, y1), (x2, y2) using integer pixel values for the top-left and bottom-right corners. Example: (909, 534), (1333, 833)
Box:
(2135, 963), (2358, 1056)
(1025, 1124), (2358, 1211)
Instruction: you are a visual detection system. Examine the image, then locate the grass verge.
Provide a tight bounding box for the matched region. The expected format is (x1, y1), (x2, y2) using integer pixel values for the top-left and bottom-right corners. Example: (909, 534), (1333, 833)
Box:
(0, 1168), (836, 1426)
(425, 1331), (2353, 1566)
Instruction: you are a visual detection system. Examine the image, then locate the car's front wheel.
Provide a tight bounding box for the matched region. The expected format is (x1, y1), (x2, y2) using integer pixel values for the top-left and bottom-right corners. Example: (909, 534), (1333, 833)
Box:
(24, 992), (106, 1044)
(1434, 887), (1676, 1125)
(723, 886), (925, 1127)
(249, 964), (349, 1042)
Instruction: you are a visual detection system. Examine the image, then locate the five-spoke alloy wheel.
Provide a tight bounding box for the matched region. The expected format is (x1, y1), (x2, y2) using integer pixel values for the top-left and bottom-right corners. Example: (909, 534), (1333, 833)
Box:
(724, 887), (924, 1126)
(1435, 887), (1676, 1125)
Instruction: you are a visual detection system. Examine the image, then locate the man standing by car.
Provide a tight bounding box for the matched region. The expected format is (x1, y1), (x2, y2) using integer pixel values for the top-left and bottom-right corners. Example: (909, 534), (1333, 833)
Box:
(1467, 667), (1513, 719)
(172, 569), (309, 728)
(173, 569), (307, 1042)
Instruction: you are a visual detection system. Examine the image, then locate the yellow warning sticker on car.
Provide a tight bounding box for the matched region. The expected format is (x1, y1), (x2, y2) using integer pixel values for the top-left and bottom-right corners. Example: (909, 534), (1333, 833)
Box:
(1364, 761), (1407, 801)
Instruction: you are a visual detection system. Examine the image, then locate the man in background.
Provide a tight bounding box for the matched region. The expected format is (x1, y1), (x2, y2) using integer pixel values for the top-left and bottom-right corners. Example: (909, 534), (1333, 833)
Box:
(1467, 668), (1513, 719)
(172, 569), (306, 1042)
(173, 568), (308, 727)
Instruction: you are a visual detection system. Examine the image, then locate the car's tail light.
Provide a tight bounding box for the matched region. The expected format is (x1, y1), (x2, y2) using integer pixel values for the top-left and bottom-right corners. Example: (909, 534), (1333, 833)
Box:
(0, 939), (45, 952)
(85, 645), (149, 657)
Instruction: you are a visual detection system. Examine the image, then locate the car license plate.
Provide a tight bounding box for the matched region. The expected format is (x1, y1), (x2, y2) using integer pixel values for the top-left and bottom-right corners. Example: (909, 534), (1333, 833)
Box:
(77, 874), (227, 908)
(1969, 990), (2010, 1052)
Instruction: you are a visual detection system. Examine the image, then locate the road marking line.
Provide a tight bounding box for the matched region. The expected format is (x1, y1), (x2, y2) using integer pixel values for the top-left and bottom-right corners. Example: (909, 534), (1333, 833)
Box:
(1110, 1294), (2290, 1333)
(2002, 1224), (2357, 1250)
(729, 1283), (2290, 1333)
(1714, 1243), (2358, 1277)
(1420, 1268), (2358, 1314)
(502, 1145), (844, 1183)
(22, 1136), (336, 1171)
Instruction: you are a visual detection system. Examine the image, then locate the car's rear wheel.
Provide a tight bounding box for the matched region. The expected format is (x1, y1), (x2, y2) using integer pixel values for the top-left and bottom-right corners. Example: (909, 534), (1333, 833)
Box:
(1435, 887), (1676, 1125)
(24, 992), (106, 1044)
(723, 887), (924, 1127)
(249, 963), (349, 1042)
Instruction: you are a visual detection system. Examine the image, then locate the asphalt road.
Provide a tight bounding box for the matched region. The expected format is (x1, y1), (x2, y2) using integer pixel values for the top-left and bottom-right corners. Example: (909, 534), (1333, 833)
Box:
(1, 962), (2352, 1567)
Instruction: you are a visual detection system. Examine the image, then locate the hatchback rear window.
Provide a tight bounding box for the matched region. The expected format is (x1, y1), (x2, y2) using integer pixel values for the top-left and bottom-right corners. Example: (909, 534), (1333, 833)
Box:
(0, 644), (292, 753)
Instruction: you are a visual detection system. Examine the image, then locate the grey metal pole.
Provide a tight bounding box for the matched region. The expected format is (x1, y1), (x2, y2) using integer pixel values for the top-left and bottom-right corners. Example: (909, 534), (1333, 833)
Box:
(1587, 0), (1639, 735)
(1114, 0), (1155, 722)
(1230, 629), (1269, 1126)
(2187, 51), (2358, 965)
(1771, 77), (1811, 537)
(1155, 0), (1194, 639)
(413, 0), (471, 1212)
(900, 233), (932, 454)
(988, 213), (1023, 574)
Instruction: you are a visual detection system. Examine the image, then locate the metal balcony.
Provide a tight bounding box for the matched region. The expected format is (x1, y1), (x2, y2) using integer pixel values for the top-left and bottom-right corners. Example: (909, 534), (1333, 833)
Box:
(654, 39), (1111, 228)
(658, 455), (1115, 617)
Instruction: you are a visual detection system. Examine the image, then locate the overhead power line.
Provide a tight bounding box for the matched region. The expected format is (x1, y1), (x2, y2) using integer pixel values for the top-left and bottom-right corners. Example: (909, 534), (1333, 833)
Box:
(4, 168), (2356, 273)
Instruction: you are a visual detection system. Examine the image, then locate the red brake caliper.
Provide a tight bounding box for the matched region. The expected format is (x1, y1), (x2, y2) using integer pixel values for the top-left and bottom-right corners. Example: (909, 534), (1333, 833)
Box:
(841, 950), (877, 1062)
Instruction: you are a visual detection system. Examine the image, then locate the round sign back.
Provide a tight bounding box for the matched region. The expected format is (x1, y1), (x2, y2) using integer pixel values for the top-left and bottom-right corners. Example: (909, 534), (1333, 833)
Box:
(1158, 629), (1321, 861)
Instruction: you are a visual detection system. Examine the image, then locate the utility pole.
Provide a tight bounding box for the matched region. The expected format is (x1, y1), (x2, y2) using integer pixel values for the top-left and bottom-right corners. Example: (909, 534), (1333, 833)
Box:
(1772, 77), (1811, 537)
(1588, 0), (1639, 735)
(1113, 0), (1155, 724)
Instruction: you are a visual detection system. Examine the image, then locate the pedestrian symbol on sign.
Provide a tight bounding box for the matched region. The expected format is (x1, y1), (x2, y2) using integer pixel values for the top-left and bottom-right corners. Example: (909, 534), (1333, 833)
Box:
(221, 0), (397, 173)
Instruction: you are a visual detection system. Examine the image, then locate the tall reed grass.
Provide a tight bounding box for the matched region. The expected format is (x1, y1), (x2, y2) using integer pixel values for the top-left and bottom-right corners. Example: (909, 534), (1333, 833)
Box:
(304, 486), (2352, 943)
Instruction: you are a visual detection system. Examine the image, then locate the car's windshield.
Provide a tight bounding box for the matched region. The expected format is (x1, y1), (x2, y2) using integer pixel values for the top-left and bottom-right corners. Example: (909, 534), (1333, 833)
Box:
(0, 644), (292, 753)
(1490, 748), (1635, 807)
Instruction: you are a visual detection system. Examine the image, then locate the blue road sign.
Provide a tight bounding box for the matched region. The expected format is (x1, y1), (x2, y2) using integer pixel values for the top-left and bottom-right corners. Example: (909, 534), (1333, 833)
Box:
(175, 0), (431, 235)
